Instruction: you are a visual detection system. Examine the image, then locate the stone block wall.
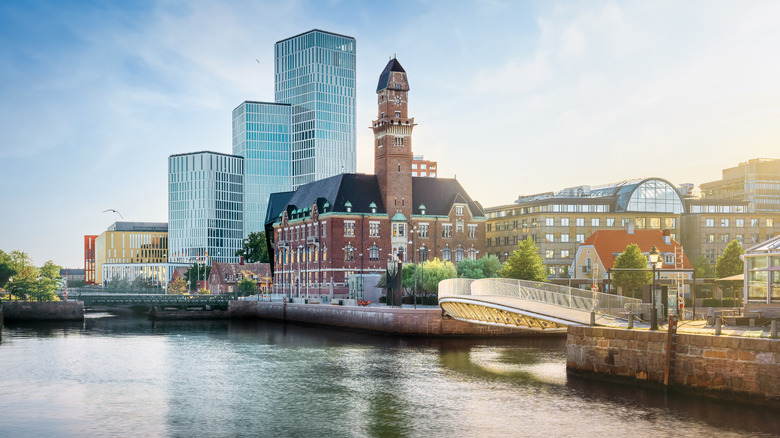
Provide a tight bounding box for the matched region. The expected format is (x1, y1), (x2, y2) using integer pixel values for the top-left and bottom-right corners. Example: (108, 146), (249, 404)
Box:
(567, 326), (780, 404)
(2, 301), (85, 321)
(231, 301), (542, 337)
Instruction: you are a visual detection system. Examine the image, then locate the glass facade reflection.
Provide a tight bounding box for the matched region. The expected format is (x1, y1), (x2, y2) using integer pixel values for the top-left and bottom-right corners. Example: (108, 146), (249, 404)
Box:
(168, 152), (244, 264)
(232, 102), (291, 237)
(275, 29), (356, 188)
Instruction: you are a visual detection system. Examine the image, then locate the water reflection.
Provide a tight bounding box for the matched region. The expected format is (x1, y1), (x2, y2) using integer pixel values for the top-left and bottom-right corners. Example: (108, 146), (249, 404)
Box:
(1, 316), (779, 437)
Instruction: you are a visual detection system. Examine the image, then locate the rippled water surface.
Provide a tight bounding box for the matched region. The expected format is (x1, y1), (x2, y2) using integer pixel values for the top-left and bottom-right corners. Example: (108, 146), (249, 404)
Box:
(1, 315), (778, 437)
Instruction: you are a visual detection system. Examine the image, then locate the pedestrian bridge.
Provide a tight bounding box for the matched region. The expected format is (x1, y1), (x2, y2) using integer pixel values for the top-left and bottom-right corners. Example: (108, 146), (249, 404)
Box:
(438, 278), (648, 332)
(77, 293), (231, 310)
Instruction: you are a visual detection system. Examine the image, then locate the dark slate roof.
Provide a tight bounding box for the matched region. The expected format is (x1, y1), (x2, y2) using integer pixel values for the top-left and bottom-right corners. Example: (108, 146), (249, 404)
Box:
(412, 177), (485, 218)
(269, 174), (386, 223)
(265, 191), (295, 225)
(376, 58), (407, 93)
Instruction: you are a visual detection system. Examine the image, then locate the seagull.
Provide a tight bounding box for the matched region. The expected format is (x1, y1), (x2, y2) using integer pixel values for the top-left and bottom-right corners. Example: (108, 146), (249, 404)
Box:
(103, 209), (123, 219)
(256, 58), (261, 63)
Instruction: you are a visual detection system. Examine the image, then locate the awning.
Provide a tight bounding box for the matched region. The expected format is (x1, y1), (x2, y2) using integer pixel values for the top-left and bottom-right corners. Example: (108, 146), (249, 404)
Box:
(716, 274), (743, 281)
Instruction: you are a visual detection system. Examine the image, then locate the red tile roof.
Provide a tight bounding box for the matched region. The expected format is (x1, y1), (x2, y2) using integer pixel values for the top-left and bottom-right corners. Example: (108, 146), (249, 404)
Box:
(582, 230), (692, 270)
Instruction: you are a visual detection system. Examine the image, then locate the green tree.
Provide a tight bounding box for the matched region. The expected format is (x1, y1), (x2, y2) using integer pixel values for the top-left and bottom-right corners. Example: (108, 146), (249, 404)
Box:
(184, 264), (211, 292)
(456, 258), (484, 279)
(169, 277), (188, 294)
(239, 278), (257, 296)
(500, 238), (547, 282)
(612, 244), (652, 296)
(692, 255), (715, 278)
(420, 258), (457, 301)
(236, 231), (270, 263)
(715, 240), (744, 305)
(479, 254), (502, 278)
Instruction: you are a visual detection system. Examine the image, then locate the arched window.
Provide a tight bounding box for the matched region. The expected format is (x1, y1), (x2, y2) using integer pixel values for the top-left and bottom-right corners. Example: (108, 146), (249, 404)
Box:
(455, 246), (464, 262)
(322, 245), (327, 261)
(419, 246), (429, 262)
(443, 247), (452, 261)
(467, 247), (477, 261)
(369, 244), (380, 261)
(397, 247), (405, 262)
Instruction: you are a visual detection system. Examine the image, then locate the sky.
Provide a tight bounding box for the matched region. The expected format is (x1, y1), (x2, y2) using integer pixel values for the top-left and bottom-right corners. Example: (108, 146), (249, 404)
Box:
(1, 0), (779, 269)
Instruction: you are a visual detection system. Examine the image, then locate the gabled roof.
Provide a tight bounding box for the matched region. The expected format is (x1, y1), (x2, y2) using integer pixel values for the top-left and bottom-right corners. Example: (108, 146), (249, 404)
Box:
(211, 262), (272, 282)
(582, 230), (692, 270)
(412, 177), (485, 218)
(270, 174), (386, 223)
(265, 191), (295, 225)
(376, 58), (406, 93)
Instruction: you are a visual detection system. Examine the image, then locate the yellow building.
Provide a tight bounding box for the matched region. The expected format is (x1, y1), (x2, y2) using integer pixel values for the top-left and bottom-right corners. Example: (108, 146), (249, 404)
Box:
(95, 222), (168, 285)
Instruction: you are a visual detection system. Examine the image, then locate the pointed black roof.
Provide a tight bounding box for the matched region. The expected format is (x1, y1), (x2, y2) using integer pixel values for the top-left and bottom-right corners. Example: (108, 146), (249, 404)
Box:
(376, 58), (407, 93)
(411, 177), (485, 218)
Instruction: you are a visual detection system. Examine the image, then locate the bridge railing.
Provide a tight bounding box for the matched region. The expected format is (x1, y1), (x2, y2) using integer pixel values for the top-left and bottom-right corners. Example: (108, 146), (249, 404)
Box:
(439, 278), (642, 318)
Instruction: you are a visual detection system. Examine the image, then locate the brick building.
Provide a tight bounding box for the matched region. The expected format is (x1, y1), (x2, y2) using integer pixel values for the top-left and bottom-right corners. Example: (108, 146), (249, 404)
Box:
(266, 58), (486, 298)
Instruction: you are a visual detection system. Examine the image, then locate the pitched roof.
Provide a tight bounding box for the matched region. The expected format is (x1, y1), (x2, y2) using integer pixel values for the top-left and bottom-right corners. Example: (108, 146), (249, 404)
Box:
(376, 58), (407, 93)
(211, 262), (272, 282)
(271, 173), (386, 220)
(412, 177), (485, 217)
(582, 230), (692, 270)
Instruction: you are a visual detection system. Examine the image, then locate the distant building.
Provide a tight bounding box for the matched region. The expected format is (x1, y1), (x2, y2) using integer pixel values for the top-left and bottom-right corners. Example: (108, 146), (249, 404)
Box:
(168, 151), (244, 265)
(234, 29), (357, 238)
(208, 260), (272, 295)
(266, 58), (486, 298)
(59, 269), (85, 285)
(412, 155), (437, 178)
(701, 158), (780, 213)
(84, 235), (97, 284)
(95, 221), (169, 285)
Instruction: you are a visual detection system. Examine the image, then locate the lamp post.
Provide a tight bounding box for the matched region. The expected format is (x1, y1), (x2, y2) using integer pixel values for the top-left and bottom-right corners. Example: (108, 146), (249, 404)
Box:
(648, 246), (662, 331)
(409, 238), (416, 309)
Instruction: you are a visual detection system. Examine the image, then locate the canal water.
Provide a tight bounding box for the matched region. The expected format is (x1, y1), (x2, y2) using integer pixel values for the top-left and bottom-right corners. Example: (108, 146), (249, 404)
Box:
(1, 314), (778, 437)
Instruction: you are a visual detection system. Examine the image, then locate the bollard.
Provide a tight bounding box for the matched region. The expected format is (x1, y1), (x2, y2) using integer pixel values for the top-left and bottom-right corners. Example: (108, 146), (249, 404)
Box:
(771, 320), (777, 338)
(590, 310), (596, 326)
(750, 318), (756, 327)
(627, 312), (634, 330)
(715, 317), (722, 336)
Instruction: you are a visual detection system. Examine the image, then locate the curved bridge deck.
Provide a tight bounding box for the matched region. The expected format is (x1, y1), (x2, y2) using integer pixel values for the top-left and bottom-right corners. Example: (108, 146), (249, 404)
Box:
(439, 278), (648, 332)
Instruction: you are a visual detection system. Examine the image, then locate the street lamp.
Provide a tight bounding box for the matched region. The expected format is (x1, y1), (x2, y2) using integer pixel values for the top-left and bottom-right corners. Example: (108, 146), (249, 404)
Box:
(648, 246), (663, 331)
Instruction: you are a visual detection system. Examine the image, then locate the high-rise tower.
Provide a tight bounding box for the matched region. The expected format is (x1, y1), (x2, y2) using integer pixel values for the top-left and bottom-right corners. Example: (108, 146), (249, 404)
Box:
(372, 58), (415, 220)
(275, 30), (357, 188)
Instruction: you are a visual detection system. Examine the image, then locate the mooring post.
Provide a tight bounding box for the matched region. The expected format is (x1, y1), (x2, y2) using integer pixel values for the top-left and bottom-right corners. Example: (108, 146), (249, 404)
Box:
(590, 310), (596, 326)
(715, 317), (722, 336)
(627, 312), (634, 330)
(771, 320), (777, 338)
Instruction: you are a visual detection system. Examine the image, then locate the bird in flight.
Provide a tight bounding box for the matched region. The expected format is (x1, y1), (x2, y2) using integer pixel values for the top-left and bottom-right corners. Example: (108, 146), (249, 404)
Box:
(103, 209), (123, 219)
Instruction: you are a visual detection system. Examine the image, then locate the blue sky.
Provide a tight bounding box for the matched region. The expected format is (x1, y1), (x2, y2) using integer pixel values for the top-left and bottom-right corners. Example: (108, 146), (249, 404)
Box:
(2, 0), (779, 269)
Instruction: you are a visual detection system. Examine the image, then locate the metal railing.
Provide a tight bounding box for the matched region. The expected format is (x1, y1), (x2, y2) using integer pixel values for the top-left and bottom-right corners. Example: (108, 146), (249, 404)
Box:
(439, 278), (642, 318)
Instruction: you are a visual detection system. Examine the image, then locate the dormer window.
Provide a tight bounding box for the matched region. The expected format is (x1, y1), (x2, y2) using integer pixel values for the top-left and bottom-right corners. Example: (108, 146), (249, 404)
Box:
(369, 202), (377, 214)
(345, 201), (352, 213)
(419, 204), (426, 215)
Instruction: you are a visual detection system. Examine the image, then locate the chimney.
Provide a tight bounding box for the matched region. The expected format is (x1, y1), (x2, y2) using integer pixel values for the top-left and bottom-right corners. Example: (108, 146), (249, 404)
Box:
(663, 229), (671, 245)
(239, 256), (244, 265)
(626, 222), (634, 234)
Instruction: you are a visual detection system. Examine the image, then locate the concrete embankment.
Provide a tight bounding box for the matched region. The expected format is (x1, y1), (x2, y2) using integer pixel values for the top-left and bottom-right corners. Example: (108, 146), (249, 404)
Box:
(2, 301), (85, 322)
(229, 300), (548, 337)
(567, 326), (780, 406)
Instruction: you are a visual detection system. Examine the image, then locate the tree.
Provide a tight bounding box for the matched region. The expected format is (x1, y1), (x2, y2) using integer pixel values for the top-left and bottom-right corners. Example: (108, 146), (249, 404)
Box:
(239, 278), (257, 296)
(612, 244), (652, 296)
(169, 277), (188, 294)
(479, 255), (502, 278)
(184, 264), (211, 292)
(5, 257), (62, 301)
(715, 240), (744, 305)
(236, 231), (270, 263)
(420, 258), (457, 301)
(456, 258), (484, 279)
(692, 255), (715, 278)
(500, 238), (547, 282)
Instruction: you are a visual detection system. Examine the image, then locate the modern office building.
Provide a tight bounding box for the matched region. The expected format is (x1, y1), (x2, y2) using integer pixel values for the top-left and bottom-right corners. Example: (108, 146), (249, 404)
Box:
(234, 29), (357, 238)
(232, 102), (291, 237)
(412, 155), (437, 178)
(275, 29), (356, 188)
(168, 151), (244, 265)
(700, 158), (780, 213)
(742, 235), (780, 314)
(95, 222), (169, 285)
(266, 58), (485, 298)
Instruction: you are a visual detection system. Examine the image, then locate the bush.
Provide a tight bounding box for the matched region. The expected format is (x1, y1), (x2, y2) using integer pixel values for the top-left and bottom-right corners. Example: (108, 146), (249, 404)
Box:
(378, 295), (387, 303)
(423, 295), (438, 305)
(702, 298), (721, 307)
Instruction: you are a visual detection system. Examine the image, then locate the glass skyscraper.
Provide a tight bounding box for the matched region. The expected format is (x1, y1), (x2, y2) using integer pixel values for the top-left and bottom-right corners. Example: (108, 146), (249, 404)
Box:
(232, 102), (291, 238)
(234, 29), (356, 238)
(168, 151), (244, 264)
(275, 30), (357, 188)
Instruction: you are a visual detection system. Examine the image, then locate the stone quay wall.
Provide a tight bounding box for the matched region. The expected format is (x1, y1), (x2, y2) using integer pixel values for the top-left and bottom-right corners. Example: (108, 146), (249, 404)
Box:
(567, 326), (780, 405)
(229, 301), (546, 337)
(2, 301), (85, 321)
